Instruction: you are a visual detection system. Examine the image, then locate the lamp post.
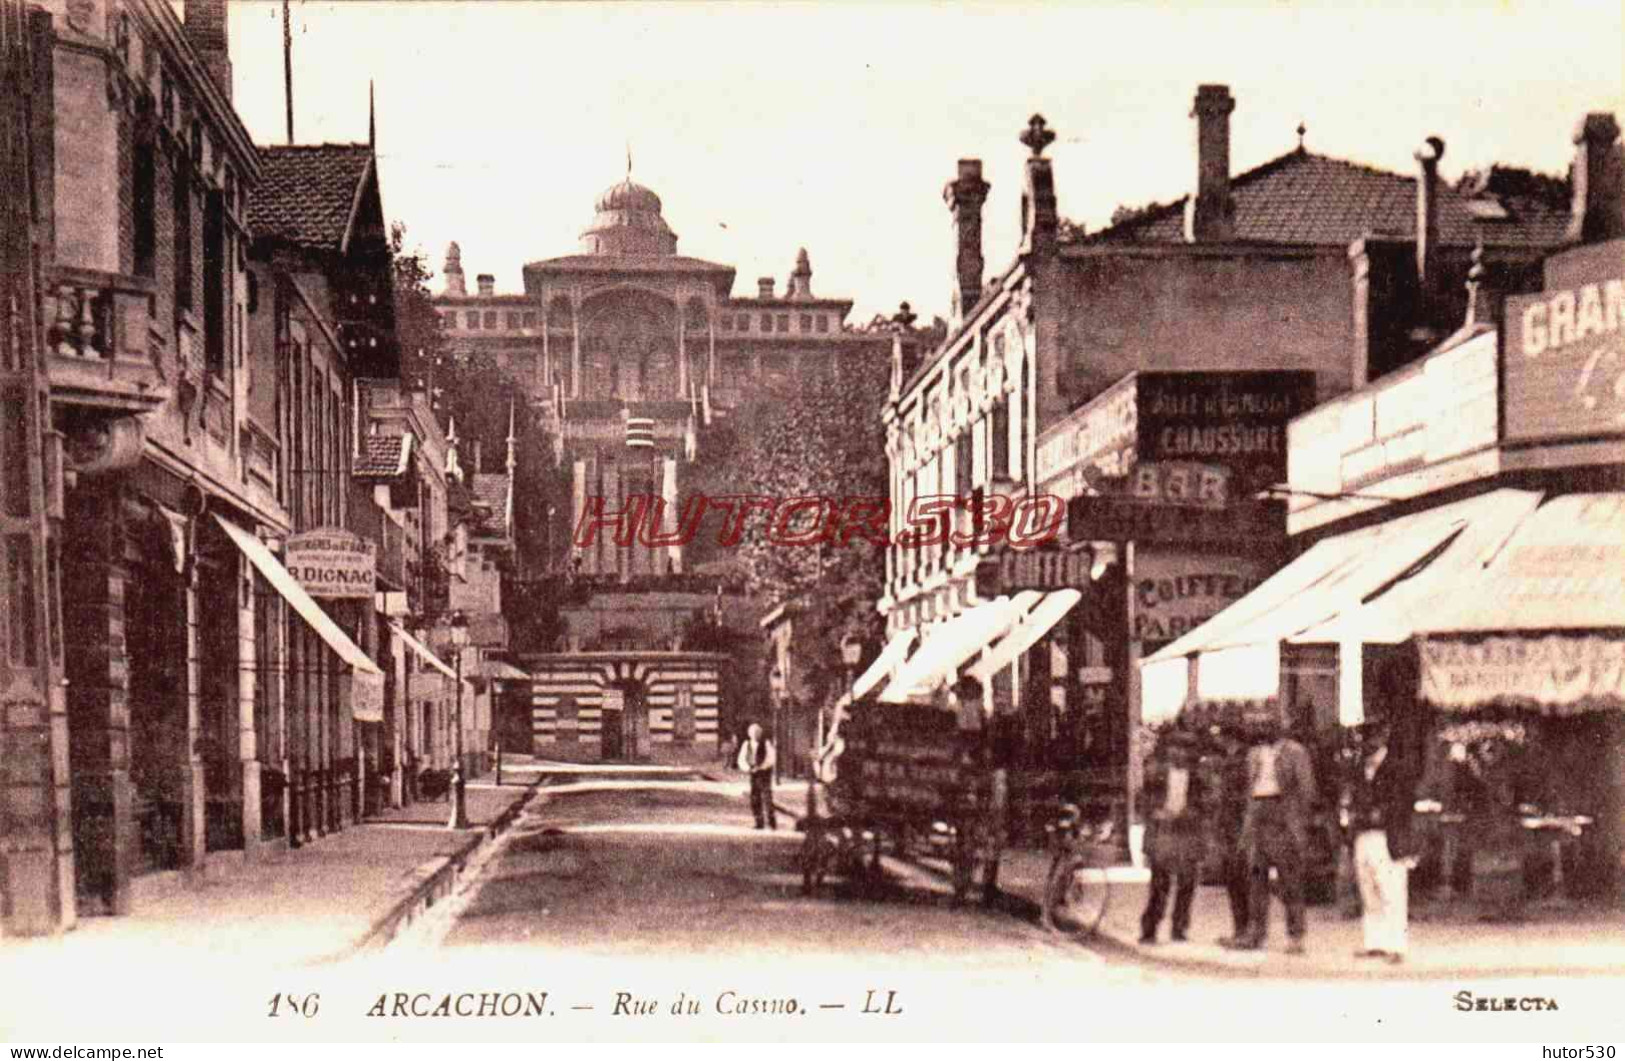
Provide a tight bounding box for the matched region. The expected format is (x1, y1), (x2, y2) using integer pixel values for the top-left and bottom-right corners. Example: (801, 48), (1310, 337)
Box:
(835, 634), (864, 751)
(447, 610), (469, 829)
(768, 665), (786, 783)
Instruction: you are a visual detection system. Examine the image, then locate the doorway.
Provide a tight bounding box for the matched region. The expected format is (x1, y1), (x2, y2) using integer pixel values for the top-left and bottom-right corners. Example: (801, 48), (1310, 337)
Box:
(600, 686), (625, 760)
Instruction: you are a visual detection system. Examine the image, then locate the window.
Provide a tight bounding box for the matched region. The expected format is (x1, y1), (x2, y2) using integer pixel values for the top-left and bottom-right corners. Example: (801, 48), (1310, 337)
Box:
(799, 314), (812, 332)
(203, 190), (226, 376)
(483, 311), (497, 329)
(776, 314), (789, 333)
(133, 135), (156, 278)
(760, 313), (773, 333)
(173, 163), (192, 312)
(991, 400), (1010, 479)
(507, 312), (520, 329)
(465, 311), (480, 329)
(522, 311), (537, 328)
(815, 315), (829, 334)
(737, 314), (750, 332)
(719, 315), (733, 331)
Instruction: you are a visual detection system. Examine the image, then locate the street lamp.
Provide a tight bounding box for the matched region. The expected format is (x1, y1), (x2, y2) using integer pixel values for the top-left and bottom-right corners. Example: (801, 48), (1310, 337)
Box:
(835, 634), (864, 750)
(446, 610), (469, 829)
(768, 665), (786, 783)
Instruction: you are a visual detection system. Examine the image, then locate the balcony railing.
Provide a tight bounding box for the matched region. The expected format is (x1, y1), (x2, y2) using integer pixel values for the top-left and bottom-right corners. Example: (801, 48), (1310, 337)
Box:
(43, 267), (166, 415)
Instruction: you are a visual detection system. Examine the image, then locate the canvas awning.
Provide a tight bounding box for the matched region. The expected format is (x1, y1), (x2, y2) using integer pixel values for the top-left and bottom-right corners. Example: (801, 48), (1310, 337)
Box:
(215, 515), (384, 722)
(879, 592), (1041, 704)
(1138, 489), (1544, 721)
(848, 629), (917, 702)
(1415, 494), (1625, 714)
(969, 589), (1082, 684)
(391, 621), (458, 680)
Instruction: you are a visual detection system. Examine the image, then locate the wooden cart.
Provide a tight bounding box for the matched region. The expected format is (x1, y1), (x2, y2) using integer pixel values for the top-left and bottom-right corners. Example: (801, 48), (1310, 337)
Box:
(800, 701), (998, 903)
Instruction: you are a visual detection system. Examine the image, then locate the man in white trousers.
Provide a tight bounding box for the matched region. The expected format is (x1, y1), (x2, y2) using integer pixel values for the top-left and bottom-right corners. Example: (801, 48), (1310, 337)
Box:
(1346, 722), (1417, 964)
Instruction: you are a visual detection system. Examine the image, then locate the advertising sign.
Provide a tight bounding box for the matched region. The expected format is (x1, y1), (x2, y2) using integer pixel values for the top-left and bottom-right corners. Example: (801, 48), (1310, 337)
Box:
(974, 548), (1093, 598)
(838, 704), (986, 816)
(286, 527), (376, 599)
(1135, 370), (1317, 495)
(1420, 634), (1625, 710)
(1068, 494), (1285, 545)
(1035, 374), (1138, 497)
(1504, 267), (1625, 443)
(1131, 548), (1269, 647)
(344, 669), (385, 724)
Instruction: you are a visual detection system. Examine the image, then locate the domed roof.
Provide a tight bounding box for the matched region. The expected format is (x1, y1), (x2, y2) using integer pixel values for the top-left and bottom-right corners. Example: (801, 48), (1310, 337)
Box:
(580, 177), (678, 256)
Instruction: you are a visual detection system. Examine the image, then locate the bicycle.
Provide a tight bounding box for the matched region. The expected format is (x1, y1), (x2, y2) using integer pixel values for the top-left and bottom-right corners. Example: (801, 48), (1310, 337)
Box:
(1040, 802), (1115, 936)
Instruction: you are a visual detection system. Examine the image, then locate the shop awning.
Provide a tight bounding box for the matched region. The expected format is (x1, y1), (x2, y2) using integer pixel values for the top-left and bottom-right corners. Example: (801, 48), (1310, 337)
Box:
(849, 629), (917, 702)
(215, 515), (384, 722)
(1288, 489), (1544, 645)
(879, 592), (1041, 704)
(1412, 493), (1625, 634)
(1137, 489), (1543, 717)
(969, 589), (1082, 684)
(1414, 494), (1625, 714)
(391, 621), (458, 680)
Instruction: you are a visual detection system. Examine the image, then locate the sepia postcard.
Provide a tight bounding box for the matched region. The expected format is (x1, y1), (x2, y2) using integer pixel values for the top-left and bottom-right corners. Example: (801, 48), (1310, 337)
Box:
(2, 0), (1623, 1046)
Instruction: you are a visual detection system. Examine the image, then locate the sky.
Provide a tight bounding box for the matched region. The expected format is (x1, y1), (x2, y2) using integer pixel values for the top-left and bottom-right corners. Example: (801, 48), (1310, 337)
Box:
(218, 1), (1624, 323)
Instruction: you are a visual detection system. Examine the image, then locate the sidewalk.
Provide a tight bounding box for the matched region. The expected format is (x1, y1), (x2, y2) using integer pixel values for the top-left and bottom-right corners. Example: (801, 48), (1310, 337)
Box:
(2, 778), (538, 970)
(936, 845), (1625, 978)
(773, 787), (1625, 979)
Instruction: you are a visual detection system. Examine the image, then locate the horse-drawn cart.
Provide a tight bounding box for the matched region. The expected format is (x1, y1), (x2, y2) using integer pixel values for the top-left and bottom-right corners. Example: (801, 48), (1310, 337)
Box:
(800, 700), (1001, 903)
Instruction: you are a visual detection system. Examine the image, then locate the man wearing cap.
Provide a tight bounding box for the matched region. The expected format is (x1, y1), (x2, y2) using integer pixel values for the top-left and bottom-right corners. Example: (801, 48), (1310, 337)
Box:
(1229, 710), (1316, 954)
(1139, 729), (1206, 944)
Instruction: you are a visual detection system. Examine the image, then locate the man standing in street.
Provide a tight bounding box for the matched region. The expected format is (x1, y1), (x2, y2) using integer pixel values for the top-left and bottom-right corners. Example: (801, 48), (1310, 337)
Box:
(1348, 721), (1416, 964)
(1139, 730), (1205, 945)
(1213, 725), (1254, 946)
(1227, 708), (1316, 955)
(738, 722), (777, 830)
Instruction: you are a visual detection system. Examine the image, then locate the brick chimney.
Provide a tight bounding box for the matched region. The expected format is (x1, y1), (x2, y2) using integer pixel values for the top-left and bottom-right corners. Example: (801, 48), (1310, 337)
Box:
(1567, 113), (1625, 245)
(757, 277), (775, 300)
(184, 0), (233, 102)
(1415, 136), (1445, 299)
(1185, 84), (1235, 242)
(944, 159), (990, 322)
(786, 248), (814, 300)
(1019, 115), (1058, 256)
(477, 273), (495, 296)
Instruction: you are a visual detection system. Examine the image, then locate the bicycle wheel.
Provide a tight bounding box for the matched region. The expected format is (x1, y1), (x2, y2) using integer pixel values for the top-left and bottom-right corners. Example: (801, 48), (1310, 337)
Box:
(1044, 853), (1111, 936)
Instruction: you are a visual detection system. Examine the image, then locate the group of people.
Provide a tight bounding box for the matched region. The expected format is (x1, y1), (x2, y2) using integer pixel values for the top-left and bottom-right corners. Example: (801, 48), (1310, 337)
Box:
(1138, 714), (1416, 963)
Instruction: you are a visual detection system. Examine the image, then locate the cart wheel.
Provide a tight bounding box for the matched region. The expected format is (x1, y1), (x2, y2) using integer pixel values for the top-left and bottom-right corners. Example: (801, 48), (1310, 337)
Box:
(1043, 852), (1111, 936)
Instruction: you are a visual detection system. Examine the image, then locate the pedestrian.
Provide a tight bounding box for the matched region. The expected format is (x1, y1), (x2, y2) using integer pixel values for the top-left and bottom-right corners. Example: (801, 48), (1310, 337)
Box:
(1212, 725), (1253, 946)
(1139, 730), (1206, 944)
(1226, 709), (1316, 955)
(738, 722), (777, 830)
(1347, 721), (1417, 964)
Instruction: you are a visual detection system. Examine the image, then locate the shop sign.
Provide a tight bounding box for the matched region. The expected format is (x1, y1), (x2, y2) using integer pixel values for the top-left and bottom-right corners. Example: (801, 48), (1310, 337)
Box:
(286, 527), (376, 599)
(1127, 462), (1232, 508)
(1420, 634), (1625, 710)
(1035, 374), (1138, 497)
(1504, 267), (1625, 443)
(1131, 549), (1269, 645)
(974, 548), (1093, 597)
(344, 669), (385, 723)
(1136, 371), (1316, 495)
(1068, 494), (1285, 545)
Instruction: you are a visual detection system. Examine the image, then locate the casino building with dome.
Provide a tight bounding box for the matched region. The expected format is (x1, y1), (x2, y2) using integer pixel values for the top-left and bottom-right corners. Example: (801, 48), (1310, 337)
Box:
(432, 173), (908, 763)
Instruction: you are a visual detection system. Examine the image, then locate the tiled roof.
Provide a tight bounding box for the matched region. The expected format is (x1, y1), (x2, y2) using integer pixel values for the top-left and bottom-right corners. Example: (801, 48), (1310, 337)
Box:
(246, 144), (374, 252)
(354, 434), (409, 478)
(468, 472), (510, 535)
(1075, 150), (1570, 250)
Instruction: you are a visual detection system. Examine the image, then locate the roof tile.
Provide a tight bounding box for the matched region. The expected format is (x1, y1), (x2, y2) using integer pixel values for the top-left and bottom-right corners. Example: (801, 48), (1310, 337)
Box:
(246, 144), (374, 252)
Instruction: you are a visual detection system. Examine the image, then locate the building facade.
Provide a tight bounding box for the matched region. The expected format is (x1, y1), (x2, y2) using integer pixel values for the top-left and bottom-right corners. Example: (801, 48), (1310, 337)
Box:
(877, 86), (1575, 835)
